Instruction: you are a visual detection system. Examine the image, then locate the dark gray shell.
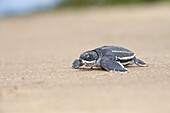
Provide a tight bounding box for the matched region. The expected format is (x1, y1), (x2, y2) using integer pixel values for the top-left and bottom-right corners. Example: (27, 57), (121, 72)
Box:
(97, 46), (135, 61)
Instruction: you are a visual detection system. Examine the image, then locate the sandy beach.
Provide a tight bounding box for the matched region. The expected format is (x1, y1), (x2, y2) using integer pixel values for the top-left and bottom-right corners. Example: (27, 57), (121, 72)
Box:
(0, 3), (170, 113)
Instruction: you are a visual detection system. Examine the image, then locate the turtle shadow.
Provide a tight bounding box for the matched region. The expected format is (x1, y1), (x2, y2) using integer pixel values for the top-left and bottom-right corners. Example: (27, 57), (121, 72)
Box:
(72, 65), (148, 72)
(125, 65), (148, 68)
(77, 67), (104, 72)
(125, 65), (136, 68)
(76, 66), (141, 71)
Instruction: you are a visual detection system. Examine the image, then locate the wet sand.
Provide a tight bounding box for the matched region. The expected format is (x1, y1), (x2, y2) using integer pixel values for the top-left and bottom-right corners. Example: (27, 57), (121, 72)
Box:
(0, 3), (170, 113)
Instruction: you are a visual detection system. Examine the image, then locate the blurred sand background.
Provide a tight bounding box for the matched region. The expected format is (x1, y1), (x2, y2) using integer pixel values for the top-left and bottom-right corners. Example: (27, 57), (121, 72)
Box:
(0, 3), (170, 113)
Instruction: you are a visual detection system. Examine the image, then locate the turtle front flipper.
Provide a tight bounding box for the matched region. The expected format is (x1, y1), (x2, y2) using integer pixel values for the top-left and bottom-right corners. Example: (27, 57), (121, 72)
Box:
(72, 59), (83, 69)
(134, 57), (147, 67)
(100, 56), (128, 72)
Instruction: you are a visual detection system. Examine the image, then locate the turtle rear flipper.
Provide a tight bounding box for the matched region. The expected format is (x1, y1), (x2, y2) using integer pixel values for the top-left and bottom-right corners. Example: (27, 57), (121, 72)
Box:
(72, 59), (83, 69)
(100, 56), (128, 72)
(134, 57), (147, 67)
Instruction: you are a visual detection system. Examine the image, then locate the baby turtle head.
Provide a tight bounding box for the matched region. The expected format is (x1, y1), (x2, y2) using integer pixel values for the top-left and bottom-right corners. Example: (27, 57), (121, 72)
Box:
(79, 50), (99, 67)
(72, 50), (99, 69)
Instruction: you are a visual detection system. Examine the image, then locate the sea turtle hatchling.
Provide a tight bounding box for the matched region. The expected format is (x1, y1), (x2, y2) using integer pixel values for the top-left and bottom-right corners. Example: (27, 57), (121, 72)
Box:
(72, 46), (147, 72)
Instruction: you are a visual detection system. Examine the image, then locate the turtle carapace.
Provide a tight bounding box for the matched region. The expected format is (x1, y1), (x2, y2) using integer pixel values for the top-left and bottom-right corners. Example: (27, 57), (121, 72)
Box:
(72, 46), (147, 72)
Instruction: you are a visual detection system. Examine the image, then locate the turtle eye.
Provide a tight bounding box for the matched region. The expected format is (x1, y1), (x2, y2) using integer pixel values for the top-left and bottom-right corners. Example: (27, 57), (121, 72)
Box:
(85, 54), (93, 61)
(80, 53), (91, 60)
(86, 54), (90, 59)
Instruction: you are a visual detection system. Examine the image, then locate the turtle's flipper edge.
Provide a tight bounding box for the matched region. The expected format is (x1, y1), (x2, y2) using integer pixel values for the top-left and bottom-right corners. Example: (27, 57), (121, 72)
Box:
(134, 58), (147, 67)
(100, 57), (128, 72)
(72, 59), (82, 69)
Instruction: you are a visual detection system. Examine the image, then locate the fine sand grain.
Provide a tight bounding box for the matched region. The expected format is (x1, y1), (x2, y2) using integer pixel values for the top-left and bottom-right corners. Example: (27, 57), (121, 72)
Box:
(0, 3), (170, 113)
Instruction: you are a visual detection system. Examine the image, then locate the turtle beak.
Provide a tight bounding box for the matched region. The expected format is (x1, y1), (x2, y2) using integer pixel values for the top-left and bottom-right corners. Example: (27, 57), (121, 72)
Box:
(72, 59), (83, 69)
